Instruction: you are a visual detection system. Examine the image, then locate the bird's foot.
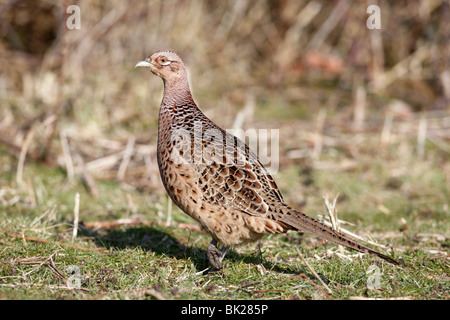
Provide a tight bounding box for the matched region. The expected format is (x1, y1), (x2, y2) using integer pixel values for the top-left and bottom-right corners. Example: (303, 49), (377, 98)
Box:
(207, 239), (229, 272)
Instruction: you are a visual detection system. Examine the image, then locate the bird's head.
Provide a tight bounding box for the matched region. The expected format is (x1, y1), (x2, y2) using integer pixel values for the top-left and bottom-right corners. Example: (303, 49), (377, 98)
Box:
(135, 50), (186, 82)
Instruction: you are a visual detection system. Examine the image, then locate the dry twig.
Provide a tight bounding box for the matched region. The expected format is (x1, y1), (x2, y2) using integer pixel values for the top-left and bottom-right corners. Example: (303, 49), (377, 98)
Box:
(5, 233), (105, 252)
(72, 193), (80, 242)
(295, 247), (332, 295)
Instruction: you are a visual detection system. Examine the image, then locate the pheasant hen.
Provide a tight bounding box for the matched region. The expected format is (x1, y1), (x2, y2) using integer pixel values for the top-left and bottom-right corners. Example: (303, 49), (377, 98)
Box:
(135, 50), (398, 271)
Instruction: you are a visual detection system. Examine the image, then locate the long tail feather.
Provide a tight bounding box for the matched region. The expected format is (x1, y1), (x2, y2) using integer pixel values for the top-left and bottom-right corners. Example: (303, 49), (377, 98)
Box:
(279, 208), (399, 265)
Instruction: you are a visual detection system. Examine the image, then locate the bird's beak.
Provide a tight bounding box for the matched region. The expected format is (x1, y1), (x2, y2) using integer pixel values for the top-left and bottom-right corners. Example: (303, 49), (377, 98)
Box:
(135, 59), (153, 68)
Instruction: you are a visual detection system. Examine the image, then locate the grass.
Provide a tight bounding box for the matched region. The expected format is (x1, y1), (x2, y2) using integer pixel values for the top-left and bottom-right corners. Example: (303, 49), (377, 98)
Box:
(0, 136), (448, 300)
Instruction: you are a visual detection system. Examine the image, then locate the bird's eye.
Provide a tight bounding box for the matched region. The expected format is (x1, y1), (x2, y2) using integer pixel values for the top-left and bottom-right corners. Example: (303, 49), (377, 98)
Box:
(157, 56), (170, 65)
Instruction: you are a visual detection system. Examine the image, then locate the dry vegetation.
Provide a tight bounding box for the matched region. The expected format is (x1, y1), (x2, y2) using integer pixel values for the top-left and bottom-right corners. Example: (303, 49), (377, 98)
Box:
(0, 0), (449, 300)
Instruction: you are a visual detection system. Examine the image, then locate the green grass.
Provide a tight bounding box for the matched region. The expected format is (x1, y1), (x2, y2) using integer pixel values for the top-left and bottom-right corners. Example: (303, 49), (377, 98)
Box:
(0, 142), (448, 300)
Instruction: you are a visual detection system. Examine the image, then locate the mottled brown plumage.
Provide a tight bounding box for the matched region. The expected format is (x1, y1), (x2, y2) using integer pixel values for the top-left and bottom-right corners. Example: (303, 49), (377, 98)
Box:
(136, 51), (398, 271)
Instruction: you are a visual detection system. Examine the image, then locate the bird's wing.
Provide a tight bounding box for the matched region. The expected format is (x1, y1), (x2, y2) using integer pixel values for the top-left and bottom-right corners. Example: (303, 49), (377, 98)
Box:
(193, 123), (285, 218)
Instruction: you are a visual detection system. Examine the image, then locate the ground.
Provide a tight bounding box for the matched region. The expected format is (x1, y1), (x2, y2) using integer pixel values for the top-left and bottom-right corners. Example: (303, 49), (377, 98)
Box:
(1, 117), (448, 299)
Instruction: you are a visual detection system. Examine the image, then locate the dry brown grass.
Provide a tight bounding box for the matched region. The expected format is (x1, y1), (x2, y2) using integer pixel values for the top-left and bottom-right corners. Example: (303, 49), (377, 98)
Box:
(1, 0), (449, 195)
(0, 0), (449, 300)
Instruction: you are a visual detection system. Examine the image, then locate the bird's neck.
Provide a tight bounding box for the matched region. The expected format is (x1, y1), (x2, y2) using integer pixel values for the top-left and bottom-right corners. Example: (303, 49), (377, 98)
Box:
(161, 78), (194, 107)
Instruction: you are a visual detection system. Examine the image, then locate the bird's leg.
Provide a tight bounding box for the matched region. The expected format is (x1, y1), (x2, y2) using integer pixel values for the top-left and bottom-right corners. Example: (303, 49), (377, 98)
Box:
(254, 241), (264, 264)
(207, 239), (229, 271)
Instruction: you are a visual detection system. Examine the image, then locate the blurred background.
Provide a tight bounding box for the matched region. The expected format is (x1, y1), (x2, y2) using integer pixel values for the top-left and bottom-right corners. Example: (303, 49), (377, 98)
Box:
(0, 0), (449, 221)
